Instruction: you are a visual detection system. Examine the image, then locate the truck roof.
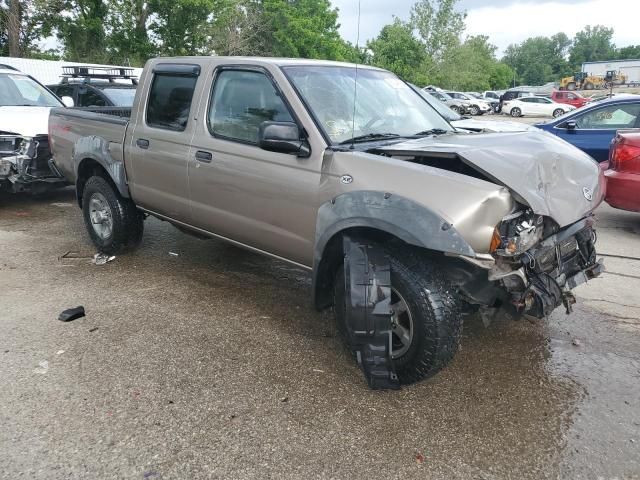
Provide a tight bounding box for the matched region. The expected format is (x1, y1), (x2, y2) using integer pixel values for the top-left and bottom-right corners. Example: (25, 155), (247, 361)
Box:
(148, 56), (385, 71)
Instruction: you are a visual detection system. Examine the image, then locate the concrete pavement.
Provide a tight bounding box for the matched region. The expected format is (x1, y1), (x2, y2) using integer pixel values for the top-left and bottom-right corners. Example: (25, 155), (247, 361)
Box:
(1, 189), (638, 479)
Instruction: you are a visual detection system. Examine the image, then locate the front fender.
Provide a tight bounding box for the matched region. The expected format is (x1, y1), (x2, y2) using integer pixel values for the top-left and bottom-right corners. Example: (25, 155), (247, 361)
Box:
(315, 191), (476, 261)
(312, 191), (476, 309)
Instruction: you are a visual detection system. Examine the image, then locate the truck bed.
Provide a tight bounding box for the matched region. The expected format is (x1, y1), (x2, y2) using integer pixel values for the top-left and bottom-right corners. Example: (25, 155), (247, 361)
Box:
(49, 107), (130, 184)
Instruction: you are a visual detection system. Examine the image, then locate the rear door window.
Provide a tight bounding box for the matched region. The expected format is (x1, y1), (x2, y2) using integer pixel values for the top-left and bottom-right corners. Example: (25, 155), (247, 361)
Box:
(50, 84), (75, 99)
(208, 69), (293, 144)
(146, 74), (197, 131)
(77, 86), (107, 107)
(574, 103), (640, 129)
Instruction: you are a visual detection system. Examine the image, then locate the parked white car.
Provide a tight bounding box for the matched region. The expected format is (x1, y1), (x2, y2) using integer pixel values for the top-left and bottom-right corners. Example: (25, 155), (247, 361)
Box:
(445, 91), (492, 115)
(0, 66), (73, 193)
(412, 85), (534, 132)
(502, 96), (575, 118)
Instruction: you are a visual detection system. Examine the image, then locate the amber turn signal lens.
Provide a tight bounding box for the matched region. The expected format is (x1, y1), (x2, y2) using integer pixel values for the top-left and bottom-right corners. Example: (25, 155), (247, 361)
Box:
(489, 227), (502, 253)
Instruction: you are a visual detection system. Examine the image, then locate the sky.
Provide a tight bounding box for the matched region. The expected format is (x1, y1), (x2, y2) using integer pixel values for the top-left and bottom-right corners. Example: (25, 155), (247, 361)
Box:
(331, 0), (638, 56)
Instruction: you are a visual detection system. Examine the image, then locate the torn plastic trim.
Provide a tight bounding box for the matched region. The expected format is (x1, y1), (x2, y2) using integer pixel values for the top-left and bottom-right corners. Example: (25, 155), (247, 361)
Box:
(343, 235), (400, 390)
(446, 252), (495, 270)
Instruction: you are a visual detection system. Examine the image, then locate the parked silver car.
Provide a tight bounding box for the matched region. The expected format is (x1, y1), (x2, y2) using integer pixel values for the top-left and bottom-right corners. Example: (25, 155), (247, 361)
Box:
(423, 88), (470, 114)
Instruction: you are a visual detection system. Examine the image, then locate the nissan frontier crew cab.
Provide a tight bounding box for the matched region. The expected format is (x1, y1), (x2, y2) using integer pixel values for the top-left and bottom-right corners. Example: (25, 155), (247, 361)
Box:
(49, 57), (605, 386)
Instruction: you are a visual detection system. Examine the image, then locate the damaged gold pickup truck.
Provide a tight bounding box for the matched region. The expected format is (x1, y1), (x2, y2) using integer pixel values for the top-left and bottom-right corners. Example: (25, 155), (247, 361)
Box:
(49, 57), (605, 388)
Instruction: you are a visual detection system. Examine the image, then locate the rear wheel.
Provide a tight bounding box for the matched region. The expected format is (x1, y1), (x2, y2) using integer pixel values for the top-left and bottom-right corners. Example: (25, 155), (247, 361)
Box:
(567, 82), (576, 91)
(82, 175), (144, 255)
(510, 107), (522, 117)
(552, 108), (565, 118)
(334, 246), (462, 385)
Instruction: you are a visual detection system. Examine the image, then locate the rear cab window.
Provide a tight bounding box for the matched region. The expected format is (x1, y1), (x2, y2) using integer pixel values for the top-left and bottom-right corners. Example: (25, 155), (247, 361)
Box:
(146, 66), (199, 131)
(207, 69), (294, 144)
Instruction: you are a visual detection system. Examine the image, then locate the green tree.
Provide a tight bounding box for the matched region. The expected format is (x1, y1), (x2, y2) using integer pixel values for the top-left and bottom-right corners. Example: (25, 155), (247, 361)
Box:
(207, 0), (269, 56)
(54, 0), (110, 62)
(617, 44), (640, 60)
(367, 18), (430, 85)
(569, 25), (615, 69)
(260, 0), (352, 60)
(410, 0), (465, 65)
(435, 35), (511, 90)
(0, 0), (58, 58)
(504, 35), (567, 85)
(107, 0), (155, 65)
(490, 62), (514, 89)
(0, 4), (8, 55)
(149, 0), (221, 56)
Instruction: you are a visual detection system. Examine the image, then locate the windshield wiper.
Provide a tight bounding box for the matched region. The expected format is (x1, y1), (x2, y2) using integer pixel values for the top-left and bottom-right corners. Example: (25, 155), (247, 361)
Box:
(413, 128), (451, 136)
(339, 133), (401, 145)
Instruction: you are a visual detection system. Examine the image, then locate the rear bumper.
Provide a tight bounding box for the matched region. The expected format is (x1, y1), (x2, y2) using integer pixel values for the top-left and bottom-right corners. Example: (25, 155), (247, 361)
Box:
(604, 169), (640, 212)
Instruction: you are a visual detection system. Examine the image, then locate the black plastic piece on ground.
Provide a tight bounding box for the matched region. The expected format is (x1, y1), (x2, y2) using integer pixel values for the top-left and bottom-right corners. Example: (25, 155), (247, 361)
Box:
(343, 236), (400, 390)
(58, 306), (86, 322)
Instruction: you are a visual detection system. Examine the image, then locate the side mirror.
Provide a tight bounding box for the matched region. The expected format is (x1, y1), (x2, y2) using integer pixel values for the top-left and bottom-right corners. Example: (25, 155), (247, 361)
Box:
(61, 96), (74, 108)
(258, 121), (310, 157)
(566, 120), (577, 131)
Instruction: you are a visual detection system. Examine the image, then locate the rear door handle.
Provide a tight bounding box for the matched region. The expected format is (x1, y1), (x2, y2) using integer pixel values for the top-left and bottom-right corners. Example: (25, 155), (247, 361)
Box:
(136, 138), (149, 149)
(195, 150), (213, 163)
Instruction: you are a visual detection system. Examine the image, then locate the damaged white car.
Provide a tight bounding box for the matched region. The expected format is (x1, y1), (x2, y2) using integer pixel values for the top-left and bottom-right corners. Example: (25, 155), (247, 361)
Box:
(0, 67), (71, 194)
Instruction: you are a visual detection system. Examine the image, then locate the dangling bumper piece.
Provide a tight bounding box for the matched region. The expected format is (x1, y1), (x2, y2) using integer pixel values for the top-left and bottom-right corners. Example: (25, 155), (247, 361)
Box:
(343, 236), (400, 390)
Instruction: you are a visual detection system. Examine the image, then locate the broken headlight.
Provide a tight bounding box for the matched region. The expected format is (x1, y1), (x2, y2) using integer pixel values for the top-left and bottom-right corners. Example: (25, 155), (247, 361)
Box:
(492, 210), (544, 257)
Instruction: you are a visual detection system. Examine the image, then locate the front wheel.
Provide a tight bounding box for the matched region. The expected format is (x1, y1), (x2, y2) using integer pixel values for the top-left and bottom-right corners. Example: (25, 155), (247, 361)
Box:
(469, 105), (480, 115)
(510, 107), (522, 117)
(552, 108), (565, 118)
(450, 105), (461, 114)
(82, 175), (144, 255)
(334, 247), (462, 385)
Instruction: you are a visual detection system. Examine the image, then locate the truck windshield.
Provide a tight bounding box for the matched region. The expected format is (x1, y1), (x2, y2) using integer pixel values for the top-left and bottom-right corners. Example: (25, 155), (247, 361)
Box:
(283, 66), (453, 144)
(0, 73), (62, 107)
(410, 85), (460, 122)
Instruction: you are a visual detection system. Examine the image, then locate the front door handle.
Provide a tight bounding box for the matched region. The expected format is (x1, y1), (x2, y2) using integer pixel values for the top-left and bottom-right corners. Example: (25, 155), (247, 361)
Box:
(195, 150), (213, 163)
(136, 138), (149, 149)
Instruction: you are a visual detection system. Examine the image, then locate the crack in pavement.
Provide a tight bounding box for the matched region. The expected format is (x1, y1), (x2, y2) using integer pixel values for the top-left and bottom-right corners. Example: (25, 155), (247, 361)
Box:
(603, 271), (640, 280)
(584, 298), (640, 310)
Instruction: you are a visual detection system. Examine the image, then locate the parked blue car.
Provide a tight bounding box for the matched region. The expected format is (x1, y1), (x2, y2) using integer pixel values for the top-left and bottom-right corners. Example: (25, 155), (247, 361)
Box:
(535, 95), (640, 162)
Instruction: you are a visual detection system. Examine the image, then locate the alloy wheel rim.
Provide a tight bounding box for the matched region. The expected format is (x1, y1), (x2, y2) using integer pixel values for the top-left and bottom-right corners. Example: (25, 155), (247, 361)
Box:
(390, 287), (414, 359)
(89, 192), (113, 240)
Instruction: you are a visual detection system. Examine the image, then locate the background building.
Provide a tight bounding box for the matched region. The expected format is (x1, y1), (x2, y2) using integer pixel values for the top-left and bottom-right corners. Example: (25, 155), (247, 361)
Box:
(582, 59), (640, 83)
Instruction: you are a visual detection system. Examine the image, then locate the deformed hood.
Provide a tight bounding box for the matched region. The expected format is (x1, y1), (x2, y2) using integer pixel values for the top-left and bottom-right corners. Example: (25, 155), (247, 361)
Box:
(452, 118), (535, 133)
(0, 106), (53, 137)
(377, 130), (604, 228)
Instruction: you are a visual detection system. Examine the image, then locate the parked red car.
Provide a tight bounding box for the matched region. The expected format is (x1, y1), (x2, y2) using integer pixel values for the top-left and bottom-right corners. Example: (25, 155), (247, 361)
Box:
(551, 90), (591, 109)
(605, 130), (640, 212)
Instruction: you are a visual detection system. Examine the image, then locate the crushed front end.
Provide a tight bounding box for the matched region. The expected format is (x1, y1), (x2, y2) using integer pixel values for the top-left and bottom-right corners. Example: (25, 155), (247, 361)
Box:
(0, 133), (67, 194)
(488, 211), (603, 318)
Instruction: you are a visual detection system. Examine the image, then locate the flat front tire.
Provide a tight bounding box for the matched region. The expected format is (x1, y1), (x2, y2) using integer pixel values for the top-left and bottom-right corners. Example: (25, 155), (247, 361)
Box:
(334, 246), (463, 385)
(82, 175), (144, 255)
